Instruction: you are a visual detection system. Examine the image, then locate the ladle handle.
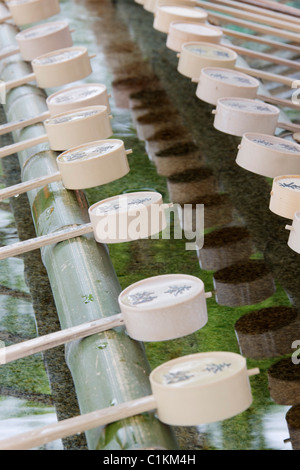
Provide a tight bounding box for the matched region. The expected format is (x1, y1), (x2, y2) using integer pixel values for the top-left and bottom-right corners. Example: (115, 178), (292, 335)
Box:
(247, 368), (260, 377)
(0, 110), (51, 136)
(193, 64), (295, 88)
(0, 222), (94, 260)
(0, 15), (12, 24)
(0, 46), (20, 60)
(277, 121), (300, 133)
(227, 42), (300, 71)
(256, 94), (300, 111)
(0, 313), (124, 365)
(0, 394), (157, 450)
(235, 65), (294, 87)
(221, 28), (300, 53)
(200, 0), (300, 33)
(202, 5), (300, 42)
(0, 171), (62, 200)
(0, 132), (49, 158)
(5, 72), (36, 91)
(217, 0), (300, 22)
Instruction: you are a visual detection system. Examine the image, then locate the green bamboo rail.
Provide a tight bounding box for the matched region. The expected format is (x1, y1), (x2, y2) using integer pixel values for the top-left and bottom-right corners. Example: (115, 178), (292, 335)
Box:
(0, 18), (178, 450)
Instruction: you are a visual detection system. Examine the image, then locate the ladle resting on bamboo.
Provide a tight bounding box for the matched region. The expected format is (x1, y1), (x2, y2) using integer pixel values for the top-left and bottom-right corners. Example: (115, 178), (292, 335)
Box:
(0, 272), (211, 363)
(0, 105), (113, 159)
(0, 0), (60, 27)
(0, 20), (74, 62)
(0, 83), (111, 137)
(2, 46), (95, 92)
(0, 350), (259, 450)
(0, 139), (131, 203)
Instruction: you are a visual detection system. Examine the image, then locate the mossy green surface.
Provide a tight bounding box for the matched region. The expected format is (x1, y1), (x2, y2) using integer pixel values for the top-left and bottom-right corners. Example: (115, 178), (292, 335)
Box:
(0, 356), (50, 395)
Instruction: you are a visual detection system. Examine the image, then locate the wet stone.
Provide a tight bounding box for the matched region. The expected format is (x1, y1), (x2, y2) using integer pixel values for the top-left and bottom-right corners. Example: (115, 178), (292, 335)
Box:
(268, 358), (300, 405)
(235, 307), (300, 359)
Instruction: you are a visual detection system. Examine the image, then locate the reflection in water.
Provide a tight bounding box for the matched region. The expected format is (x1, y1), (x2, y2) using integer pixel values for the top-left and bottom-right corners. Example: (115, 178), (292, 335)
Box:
(196, 407), (292, 450)
(262, 408), (292, 451)
(213, 260), (276, 307)
(235, 307), (300, 359)
(0, 206), (60, 448)
(0, 397), (62, 450)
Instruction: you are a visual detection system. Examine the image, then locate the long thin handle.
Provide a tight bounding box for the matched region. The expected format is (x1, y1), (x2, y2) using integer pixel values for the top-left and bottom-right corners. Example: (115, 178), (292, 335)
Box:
(0, 46), (20, 60)
(197, 0), (300, 33)
(225, 42), (300, 71)
(235, 65), (294, 87)
(0, 313), (125, 364)
(208, 0), (300, 25)
(5, 72), (36, 91)
(247, 368), (260, 377)
(0, 222), (94, 260)
(206, 10), (300, 42)
(222, 27), (300, 53)
(238, 0), (300, 18)
(0, 171), (63, 200)
(0, 133), (49, 158)
(0, 395), (157, 450)
(0, 110), (51, 136)
(0, 15), (12, 24)
(257, 94), (300, 111)
(277, 121), (300, 133)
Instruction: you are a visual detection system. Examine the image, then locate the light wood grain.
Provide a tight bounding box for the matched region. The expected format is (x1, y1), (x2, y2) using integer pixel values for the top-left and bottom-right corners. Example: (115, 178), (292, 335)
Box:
(0, 223), (94, 260)
(0, 172), (62, 201)
(0, 133), (49, 158)
(0, 111), (51, 136)
(2, 314), (124, 364)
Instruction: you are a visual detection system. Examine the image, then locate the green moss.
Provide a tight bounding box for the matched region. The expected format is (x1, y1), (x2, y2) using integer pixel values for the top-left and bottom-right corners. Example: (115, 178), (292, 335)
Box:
(0, 356), (51, 395)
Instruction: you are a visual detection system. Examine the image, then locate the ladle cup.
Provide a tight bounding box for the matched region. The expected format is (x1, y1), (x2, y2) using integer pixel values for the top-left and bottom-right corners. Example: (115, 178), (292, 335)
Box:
(177, 41), (298, 89)
(0, 105), (113, 159)
(286, 211), (300, 254)
(0, 272), (210, 363)
(0, 138), (131, 200)
(0, 20), (73, 62)
(0, 82), (111, 136)
(269, 175), (300, 220)
(1, 0), (60, 26)
(2, 46), (95, 92)
(212, 97), (300, 137)
(236, 133), (300, 178)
